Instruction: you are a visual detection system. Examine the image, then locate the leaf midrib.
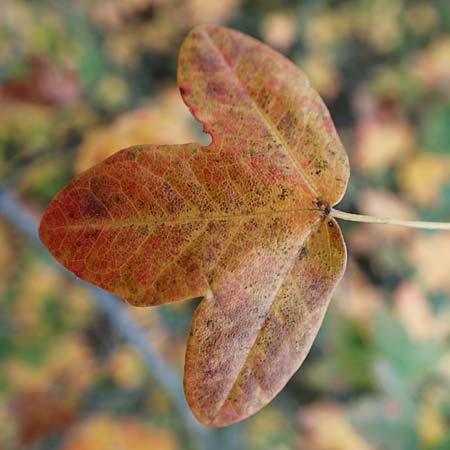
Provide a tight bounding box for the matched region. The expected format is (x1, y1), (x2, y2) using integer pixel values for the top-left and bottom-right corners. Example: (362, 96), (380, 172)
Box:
(48, 206), (324, 230)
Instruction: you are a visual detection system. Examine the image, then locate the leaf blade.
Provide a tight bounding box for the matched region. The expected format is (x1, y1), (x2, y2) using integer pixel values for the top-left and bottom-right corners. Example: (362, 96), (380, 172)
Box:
(178, 25), (349, 206)
(39, 143), (326, 306)
(39, 25), (351, 427)
(184, 217), (346, 426)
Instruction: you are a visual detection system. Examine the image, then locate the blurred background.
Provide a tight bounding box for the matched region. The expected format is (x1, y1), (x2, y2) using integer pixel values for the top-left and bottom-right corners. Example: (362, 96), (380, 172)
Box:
(1, 0), (450, 449)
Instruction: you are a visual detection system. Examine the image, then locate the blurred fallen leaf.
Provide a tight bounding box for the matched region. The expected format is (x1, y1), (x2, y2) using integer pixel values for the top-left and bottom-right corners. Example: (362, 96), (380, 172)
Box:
(408, 234), (450, 294)
(0, 220), (15, 293)
(261, 12), (298, 51)
(394, 281), (450, 341)
(75, 87), (196, 172)
(418, 388), (447, 447)
(0, 57), (80, 107)
(0, 402), (18, 450)
(298, 401), (373, 450)
(363, 0), (402, 53)
(61, 415), (178, 450)
(305, 9), (352, 50)
(398, 153), (450, 206)
(6, 336), (96, 394)
(353, 117), (415, 173)
(405, 3), (438, 36)
(0, 102), (55, 176)
(10, 389), (80, 446)
(95, 75), (130, 110)
(105, 346), (146, 389)
(86, 0), (163, 30)
(350, 396), (414, 449)
(302, 53), (341, 99)
(247, 408), (293, 450)
(409, 35), (450, 93)
(106, 18), (181, 64)
(13, 263), (64, 334)
(181, 0), (240, 26)
(335, 260), (383, 325)
(97, 0), (240, 64)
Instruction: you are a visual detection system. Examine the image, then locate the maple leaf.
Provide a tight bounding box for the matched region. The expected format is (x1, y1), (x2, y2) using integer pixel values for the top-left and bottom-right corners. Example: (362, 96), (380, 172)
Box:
(39, 25), (350, 426)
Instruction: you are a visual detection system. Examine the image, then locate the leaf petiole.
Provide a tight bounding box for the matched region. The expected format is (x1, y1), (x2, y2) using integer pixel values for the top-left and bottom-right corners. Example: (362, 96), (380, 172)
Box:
(330, 208), (450, 231)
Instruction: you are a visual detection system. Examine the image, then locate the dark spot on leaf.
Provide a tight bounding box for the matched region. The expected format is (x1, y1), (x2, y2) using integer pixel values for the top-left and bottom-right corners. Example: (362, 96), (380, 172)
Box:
(187, 262), (199, 273)
(84, 229), (101, 241)
(206, 80), (227, 99)
(166, 195), (185, 214)
(138, 225), (149, 236)
(81, 195), (108, 219)
(193, 49), (221, 73)
(314, 160), (329, 169)
(90, 177), (102, 196)
(279, 187), (289, 200)
(257, 88), (271, 110)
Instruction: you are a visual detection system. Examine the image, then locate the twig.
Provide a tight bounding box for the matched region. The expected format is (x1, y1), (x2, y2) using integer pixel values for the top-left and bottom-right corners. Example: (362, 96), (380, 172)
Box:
(331, 208), (450, 231)
(0, 191), (213, 449)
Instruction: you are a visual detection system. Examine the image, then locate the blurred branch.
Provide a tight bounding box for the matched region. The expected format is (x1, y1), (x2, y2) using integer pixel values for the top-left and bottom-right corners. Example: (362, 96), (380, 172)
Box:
(0, 190), (213, 449)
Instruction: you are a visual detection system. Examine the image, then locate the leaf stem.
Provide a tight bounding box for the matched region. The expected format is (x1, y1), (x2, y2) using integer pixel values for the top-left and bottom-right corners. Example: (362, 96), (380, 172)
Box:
(330, 208), (450, 231)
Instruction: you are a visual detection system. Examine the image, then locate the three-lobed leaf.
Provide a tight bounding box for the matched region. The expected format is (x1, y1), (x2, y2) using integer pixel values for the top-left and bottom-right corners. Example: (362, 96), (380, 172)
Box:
(39, 25), (350, 426)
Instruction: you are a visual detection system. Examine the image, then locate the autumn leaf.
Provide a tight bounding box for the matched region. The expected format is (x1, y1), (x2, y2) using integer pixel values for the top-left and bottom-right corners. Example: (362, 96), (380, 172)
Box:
(61, 415), (178, 450)
(0, 56), (80, 107)
(11, 389), (80, 445)
(39, 25), (349, 426)
(298, 401), (374, 450)
(75, 87), (196, 173)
